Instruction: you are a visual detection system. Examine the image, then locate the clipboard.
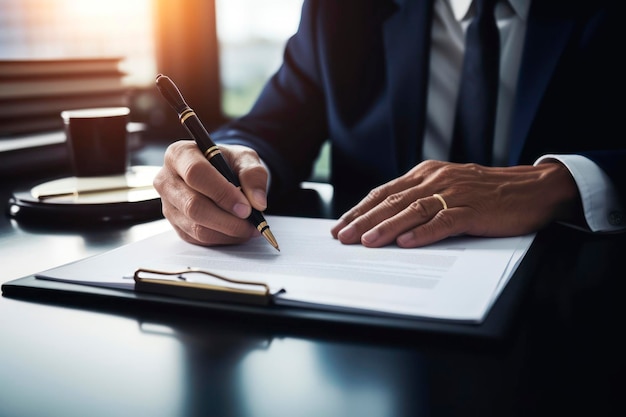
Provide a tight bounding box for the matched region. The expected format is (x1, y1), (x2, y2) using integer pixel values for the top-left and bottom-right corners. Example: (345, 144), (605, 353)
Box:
(1, 230), (546, 342)
(133, 267), (277, 306)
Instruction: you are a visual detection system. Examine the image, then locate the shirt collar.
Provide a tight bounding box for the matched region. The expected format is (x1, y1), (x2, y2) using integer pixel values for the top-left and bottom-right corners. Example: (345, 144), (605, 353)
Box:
(448, 0), (530, 22)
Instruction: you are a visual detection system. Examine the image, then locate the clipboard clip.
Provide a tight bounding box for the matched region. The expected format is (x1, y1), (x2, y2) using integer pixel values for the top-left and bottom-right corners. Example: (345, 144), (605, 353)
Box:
(133, 267), (275, 306)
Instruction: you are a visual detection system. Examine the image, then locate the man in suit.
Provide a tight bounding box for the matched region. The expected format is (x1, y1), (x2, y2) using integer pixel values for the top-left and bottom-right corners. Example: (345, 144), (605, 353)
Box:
(154, 0), (624, 248)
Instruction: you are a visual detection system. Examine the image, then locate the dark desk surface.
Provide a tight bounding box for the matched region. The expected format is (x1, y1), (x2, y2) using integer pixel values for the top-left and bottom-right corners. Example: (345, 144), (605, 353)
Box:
(1, 145), (625, 417)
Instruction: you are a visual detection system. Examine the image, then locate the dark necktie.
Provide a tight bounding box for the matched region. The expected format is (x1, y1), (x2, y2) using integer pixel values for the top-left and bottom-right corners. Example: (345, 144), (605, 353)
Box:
(450, 0), (500, 165)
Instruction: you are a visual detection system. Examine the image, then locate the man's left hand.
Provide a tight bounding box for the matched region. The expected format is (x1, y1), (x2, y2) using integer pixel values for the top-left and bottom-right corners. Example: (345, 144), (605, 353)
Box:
(331, 160), (580, 248)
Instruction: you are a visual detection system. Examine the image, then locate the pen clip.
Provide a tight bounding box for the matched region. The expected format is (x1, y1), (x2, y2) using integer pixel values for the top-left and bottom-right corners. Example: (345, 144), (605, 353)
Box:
(133, 267), (274, 306)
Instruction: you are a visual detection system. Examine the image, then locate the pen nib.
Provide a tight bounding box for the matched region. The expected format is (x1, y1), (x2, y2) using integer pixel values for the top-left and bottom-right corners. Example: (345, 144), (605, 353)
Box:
(262, 229), (280, 252)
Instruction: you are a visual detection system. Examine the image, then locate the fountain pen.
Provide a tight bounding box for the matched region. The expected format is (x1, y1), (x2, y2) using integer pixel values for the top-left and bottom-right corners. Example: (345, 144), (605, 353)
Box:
(156, 74), (279, 251)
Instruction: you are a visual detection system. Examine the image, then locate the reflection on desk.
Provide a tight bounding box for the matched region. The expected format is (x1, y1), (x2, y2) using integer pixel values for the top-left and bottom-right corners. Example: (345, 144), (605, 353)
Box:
(1, 163), (625, 417)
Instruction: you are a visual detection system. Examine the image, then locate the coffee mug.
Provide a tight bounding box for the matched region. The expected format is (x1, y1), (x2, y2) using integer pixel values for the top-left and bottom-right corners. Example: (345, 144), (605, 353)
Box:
(61, 107), (130, 177)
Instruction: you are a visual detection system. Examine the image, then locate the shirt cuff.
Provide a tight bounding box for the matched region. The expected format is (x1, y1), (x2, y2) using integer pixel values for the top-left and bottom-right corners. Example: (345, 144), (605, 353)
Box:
(534, 154), (625, 232)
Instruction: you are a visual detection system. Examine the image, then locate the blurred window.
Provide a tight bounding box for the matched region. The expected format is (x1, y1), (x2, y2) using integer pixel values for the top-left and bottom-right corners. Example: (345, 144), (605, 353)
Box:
(215, 0), (329, 182)
(0, 0), (328, 180)
(0, 0), (156, 86)
(216, 0), (303, 117)
(0, 0), (305, 114)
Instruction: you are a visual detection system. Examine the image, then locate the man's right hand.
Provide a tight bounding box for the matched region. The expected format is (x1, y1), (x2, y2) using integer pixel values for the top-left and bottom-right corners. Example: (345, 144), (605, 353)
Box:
(153, 140), (270, 246)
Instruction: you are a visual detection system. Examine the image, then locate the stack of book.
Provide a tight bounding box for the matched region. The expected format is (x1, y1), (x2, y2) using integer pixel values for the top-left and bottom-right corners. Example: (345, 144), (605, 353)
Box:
(0, 57), (129, 137)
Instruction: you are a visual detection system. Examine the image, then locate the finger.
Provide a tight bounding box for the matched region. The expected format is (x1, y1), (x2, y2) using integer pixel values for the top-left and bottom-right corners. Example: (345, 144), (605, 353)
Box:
(162, 194), (256, 246)
(334, 190), (414, 244)
(396, 206), (467, 248)
(331, 188), (382, 238)
(170, 221), (255, 247)
(222, 145), (269, 211)
(331, 177), (415, 238)
(360, 195), (453, 247)
(156, 159), (256, 243)
(165, 141), (253, 219)
(330, 165), (434, 239)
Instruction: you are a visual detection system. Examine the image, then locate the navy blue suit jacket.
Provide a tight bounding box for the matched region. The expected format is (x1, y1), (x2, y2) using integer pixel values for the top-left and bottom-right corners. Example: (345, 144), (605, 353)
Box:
(213, 0), (625, 213)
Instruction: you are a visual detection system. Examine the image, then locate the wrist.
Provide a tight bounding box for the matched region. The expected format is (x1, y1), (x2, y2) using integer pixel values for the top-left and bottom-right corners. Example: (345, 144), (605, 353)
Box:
(537, 161), (585, 226)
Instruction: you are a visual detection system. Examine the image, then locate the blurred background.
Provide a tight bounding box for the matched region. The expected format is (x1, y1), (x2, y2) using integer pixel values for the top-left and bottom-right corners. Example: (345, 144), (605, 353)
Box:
(0, 0), (329, 180)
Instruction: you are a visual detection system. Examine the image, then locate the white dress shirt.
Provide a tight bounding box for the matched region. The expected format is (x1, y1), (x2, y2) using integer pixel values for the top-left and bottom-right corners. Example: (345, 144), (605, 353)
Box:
(422, 0), (624, 232)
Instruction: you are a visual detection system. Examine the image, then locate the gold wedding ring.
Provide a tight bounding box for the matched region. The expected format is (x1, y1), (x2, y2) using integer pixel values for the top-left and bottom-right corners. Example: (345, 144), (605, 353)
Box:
(433, 193), (448, 210)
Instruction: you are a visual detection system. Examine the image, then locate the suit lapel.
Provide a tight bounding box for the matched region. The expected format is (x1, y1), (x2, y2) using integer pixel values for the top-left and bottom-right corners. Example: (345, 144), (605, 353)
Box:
(383, 0), (434, 174)
(508, 2), (575, 164)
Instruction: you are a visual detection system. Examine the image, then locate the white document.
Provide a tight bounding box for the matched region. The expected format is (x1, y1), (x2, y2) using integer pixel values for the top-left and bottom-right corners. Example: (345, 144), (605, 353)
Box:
(35, 216), (535, 323)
